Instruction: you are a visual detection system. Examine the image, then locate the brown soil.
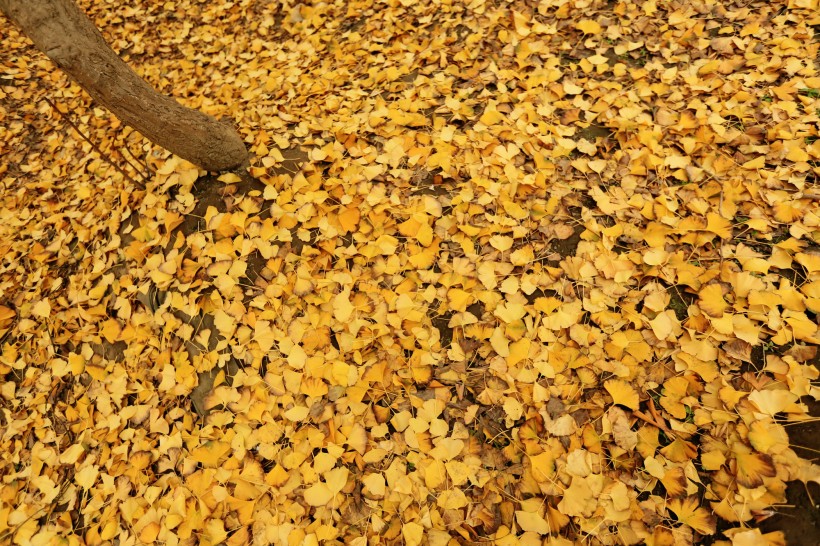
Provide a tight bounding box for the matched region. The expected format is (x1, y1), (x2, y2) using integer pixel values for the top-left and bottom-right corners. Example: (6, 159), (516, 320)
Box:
(758, 396), (820, 546)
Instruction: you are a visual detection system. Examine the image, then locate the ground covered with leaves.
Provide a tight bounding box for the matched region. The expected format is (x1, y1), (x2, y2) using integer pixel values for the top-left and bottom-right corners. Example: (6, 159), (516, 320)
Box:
(2, 0), (820, 545)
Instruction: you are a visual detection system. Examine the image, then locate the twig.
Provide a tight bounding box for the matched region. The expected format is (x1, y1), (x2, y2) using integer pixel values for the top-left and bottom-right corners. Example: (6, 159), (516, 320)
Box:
(119, 140), (152, 182)
(633, 409), (673, 435)
(647, 397), (663, 423)
(42, 96), (145, 189)
(634, 399), (674, 435)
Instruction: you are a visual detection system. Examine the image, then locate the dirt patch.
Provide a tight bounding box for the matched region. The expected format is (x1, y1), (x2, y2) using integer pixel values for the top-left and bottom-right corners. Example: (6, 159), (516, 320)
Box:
(548, 222), (585, 259)
(759, 390), (820, 544)
(575, 122), (613, 141)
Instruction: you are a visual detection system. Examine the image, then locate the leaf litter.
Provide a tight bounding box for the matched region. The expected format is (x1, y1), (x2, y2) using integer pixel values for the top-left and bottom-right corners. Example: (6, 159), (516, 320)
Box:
(1, 0), (820, 545)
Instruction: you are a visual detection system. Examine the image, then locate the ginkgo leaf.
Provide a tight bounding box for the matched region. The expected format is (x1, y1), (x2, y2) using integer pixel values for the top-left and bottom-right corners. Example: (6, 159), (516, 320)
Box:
(489, 235), (514, 251)
(510, 246), (534, 266)
(795, 252), (820, 274)
(748, 420), (789, 455)
(254, 320), (276, 352)
(566, 449), (592, 477)
(333, 288), (354, 322)
(660, 437), (699, 463)
(31, 299), (51, 318)
(447, 288), (473, 312)
(0, 305), (17, 322)
(287, 344), (307, 369)
(494, 301), (527, 323)
(324, 467), (349, 492)
(528, 451), (556, 482)
(190, 441), (231, 468)
(303, 467), (348, 506)
(649, 310), (680, 340)
(705, 213), (732, 239)
(747, 389), (799, 416)
(667, 496), (717, 535)
(337, 205), (360, 232)
(557, 477), (596, 517)
(516, 510), (551, 534)
(303, 482), (335, 507)
(100, 318), (122, 343)
(402, 522), (424, 546)
(576, 19), (602, 34)
(701, 450), (727, 472)
(362, 473), (386, 498)
(605, 379), (640, 410)
(698, 283), (727, 317)
(479, 107), (505, 126)
(661, 466), (688, 498)
(724, 528), (787, 546)
(732, 444), (776, 488)
(74, 465), (99, 489)
(283, 405), (309, 422)
(660, 376), (690, 419)
(609, 407), (638, 451)
(437, 489), (469, 509)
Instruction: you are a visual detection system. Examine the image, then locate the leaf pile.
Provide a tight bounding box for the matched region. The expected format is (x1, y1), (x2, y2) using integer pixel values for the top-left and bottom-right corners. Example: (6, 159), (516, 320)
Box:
(1, 0), (820, 545)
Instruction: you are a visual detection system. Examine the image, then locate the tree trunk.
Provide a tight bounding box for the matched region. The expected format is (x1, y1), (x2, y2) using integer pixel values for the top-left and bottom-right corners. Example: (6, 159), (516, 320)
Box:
(0, 0), (248, 172)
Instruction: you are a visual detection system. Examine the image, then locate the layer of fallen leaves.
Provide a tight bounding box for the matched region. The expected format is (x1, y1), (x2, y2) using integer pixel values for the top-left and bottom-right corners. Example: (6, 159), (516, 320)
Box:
(1, 0), (820, 545)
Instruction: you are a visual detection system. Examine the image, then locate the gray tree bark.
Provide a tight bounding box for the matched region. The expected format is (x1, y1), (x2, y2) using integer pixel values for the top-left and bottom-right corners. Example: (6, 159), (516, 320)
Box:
(0, 0), (248, 172)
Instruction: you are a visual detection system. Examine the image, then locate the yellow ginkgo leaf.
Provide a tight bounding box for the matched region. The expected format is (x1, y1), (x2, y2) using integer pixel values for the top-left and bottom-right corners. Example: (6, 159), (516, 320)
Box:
(660, 376), (690, 420)
(660, 437), (699, 463)
(254, 320), (276, 352)
(337, 205), (360, 233)
(494, 301), (527, 323)
(333, 288), (355, 322)
(698, 283), (727, 317)
(190, 441), (231, 468)
(724, 528), (788, 546)
(732, 444), (776, 488)
(576, 20), (602, 35)
(100, 318), (122, 344)
(510, 245), (534, 266)
(557, 477), (596, 517)
(362, 473), (386, 498)
(667, 496), (716, 535)
(748, 420), (789, 454)
(287, 344), (307, 369)
(516, 510), (550, 534)
(700, 450), (726, 472)
(747, 389), (799, 416)
(604, 379), (640, 410)
(0, 305), (17, 322)
(303, 467), (348, 506)
(437, 489), (469, 509)
(479, 107), (505, 126)
(402, 522), (424, 546)
(324, 467), (348, 490)
(528, 451), (556, 482)
(661, 466), (688, 498)
(705, 212), (732, 239)
(649, 310), (680, 341)
(512, 11), (531, 37)
(489, 235), (514, 251)
(31, 298), (51, 318)
(303, 482), (334, 507)
(547, 504), (570, 531)
(795, 252), (820, 273)
(447, 288), (473, 312)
